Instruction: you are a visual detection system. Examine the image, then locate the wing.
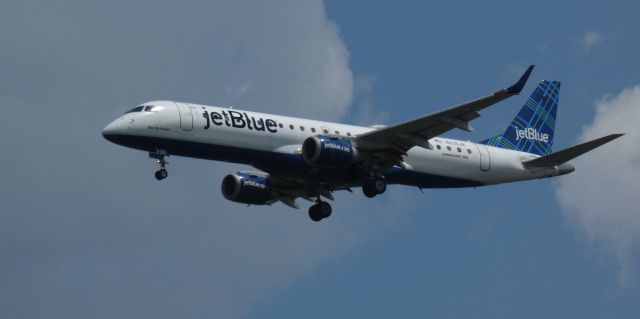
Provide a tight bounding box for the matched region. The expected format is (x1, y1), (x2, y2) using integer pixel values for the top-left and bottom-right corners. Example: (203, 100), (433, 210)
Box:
(355, 65), (535, 160)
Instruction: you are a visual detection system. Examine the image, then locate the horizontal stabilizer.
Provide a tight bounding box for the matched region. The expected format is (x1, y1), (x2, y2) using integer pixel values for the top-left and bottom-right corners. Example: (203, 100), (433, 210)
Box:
(523, 133), (624, 167)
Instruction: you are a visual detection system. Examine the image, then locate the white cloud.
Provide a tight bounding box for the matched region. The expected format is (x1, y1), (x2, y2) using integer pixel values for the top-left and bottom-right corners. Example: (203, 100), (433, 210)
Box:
(203, 0), (354, 120)
(581, 31), (604, 53)
(555, 85), (640, 287)
(351, 75), (389, 126)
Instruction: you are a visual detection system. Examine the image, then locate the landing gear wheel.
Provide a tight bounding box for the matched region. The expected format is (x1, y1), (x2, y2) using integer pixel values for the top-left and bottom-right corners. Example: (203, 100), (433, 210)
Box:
(362, 183), (377, 198)
(373, 178), (386, 194)
(318, 201), (332, 218)
(149, 150), (169, 181)
(155, 169), (168, 180)
(362, 176), (386, 198)
(308, 205), (322, 222)
(308, 201), (332, 221)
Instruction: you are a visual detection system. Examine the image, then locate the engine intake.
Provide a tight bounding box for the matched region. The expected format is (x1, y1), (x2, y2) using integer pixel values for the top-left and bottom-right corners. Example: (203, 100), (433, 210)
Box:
(221, 172), (272, 205)
(302, 135), (358, 168)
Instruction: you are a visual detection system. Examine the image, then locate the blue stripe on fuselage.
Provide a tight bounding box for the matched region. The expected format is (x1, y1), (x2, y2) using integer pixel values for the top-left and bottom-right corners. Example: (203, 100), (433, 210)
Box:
(103, 134), (482, 189)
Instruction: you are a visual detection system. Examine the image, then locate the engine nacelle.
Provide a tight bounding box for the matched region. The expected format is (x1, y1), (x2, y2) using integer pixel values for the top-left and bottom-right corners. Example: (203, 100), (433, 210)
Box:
(302, 135), (358, 168)
(221, 172), (272, 205)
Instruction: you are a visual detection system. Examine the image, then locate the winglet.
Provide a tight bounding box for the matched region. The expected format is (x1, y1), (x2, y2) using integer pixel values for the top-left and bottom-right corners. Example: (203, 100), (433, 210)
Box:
(507, 65), (535, 94)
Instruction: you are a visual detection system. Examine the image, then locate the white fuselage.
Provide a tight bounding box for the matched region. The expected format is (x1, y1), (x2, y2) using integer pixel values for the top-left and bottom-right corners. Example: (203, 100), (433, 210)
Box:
(102, 101), (567, 188)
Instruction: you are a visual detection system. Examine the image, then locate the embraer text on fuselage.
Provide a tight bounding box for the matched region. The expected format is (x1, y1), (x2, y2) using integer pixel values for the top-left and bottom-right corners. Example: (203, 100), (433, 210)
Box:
(202, 109), (278, 133)
(514, 127), (549, 143)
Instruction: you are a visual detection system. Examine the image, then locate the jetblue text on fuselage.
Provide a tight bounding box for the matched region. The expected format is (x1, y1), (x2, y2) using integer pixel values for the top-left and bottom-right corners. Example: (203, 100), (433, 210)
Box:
(202, 109), (278, 133)
(514, 127), (549, 143)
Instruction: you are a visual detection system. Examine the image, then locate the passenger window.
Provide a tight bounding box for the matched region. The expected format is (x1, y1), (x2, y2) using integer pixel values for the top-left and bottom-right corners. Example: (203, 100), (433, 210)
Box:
(335, 130), (340, 135)
(289, 124), (294, 130)
(347, 132), (351, 137)
(467, 149), (472, 154)
(300, 126), (305, 131)
(447, 146), (451, 151)
(457, 147), (462, 153)
(311, 128), (316, 133)
(278, 123), (284, 128)
(323, 129), (329, 134)
(436, 145), (441, 150)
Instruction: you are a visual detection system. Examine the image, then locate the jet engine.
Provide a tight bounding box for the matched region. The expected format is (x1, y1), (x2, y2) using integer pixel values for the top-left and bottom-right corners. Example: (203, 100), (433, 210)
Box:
(221, 171), (272, 205)
(302, 135), (358, 168)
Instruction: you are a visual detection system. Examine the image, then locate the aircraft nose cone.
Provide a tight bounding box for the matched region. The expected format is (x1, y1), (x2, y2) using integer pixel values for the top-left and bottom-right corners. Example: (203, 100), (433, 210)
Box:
(102, 119), (123, 142)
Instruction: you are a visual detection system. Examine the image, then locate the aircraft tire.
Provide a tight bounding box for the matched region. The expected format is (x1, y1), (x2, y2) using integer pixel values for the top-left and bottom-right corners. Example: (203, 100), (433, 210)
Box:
(362, 182), (377, 198)
(318, 201), (332, 218)
(155, 169), (168, 180)
(308, 205), (323, 222)
(373, 178), (386, 194)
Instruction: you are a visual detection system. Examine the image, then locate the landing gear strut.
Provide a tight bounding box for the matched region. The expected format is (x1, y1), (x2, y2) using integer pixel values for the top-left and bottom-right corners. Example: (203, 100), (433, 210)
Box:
(362, 176), (386, 198)
(149, 150), (169, 181)
(308, 200), (332, 222)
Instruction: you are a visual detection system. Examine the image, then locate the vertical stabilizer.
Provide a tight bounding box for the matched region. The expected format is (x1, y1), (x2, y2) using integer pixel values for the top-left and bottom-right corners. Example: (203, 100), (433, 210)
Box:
(480, 80), (560, 156)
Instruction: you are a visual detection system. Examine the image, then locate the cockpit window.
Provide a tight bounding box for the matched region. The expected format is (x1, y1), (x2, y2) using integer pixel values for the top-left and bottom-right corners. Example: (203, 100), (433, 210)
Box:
(125, 106), (144, 114)
(125, 105), (163, 114)
(144, 105), (164, 112)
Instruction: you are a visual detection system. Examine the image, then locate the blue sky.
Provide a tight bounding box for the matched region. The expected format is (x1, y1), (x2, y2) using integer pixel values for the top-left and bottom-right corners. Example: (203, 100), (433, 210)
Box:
(1, 1), (639, 318)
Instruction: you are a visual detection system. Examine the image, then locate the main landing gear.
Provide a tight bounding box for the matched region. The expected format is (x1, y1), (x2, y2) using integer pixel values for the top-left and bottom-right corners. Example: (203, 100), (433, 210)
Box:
(149, 150), (168, 181)
(155, 168), (168, 180)
(308, 200), (332, 222)
(362, 176), (386, 198)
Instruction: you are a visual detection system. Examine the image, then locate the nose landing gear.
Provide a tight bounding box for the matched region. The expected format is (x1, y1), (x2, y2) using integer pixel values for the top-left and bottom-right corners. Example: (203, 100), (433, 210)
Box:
(149, 150), (169, 181)
(154, 168), (168, 180)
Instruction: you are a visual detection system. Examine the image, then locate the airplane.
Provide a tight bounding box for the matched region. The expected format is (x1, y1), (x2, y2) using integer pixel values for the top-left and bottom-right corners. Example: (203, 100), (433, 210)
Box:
(102, 65), (623, 221)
